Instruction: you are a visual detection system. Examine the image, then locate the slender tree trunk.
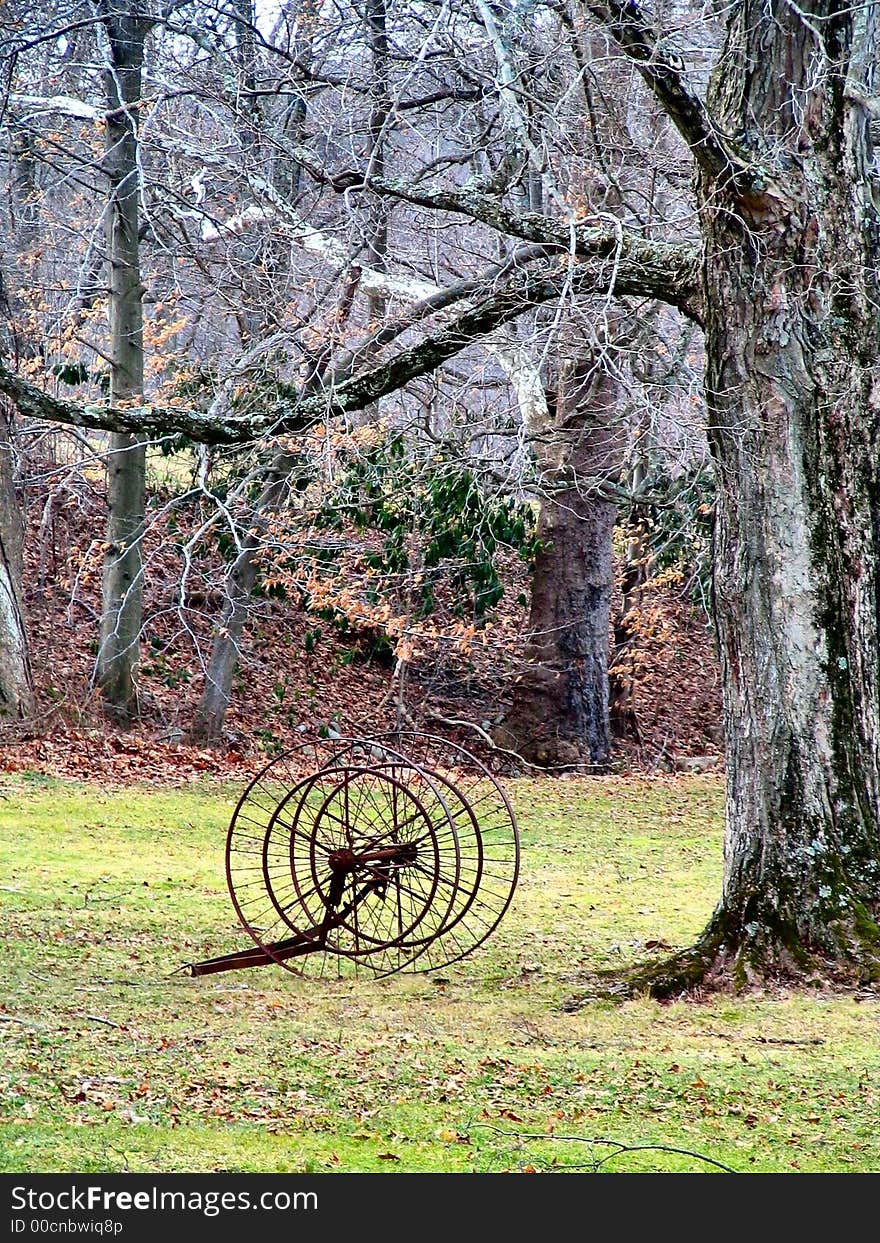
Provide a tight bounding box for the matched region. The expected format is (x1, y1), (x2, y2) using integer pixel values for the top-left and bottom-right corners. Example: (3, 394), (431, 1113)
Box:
(498, 358), (621, 767)
(11, 118), (39, 237)
(0, 130), (37, 721)
(0, 408), (32, 720)
(0, 123), (41, 722)
(188, 1), (302, 745)
(96, 6), (148, 721)
(190, 456), (294, 743)
(364, 0), (390, 322)
(189, 542), (261, 744)
(191, 2), (387, 744)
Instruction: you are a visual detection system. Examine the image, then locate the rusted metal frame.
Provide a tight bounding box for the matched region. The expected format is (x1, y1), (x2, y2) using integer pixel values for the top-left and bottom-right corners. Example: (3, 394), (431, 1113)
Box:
(190, 733), (518, 979)
(186, 870), (392, 976)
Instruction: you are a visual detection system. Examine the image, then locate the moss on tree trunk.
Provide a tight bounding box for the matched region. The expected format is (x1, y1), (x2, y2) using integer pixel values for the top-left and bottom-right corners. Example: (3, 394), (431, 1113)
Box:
(569, 0), (880, 1002)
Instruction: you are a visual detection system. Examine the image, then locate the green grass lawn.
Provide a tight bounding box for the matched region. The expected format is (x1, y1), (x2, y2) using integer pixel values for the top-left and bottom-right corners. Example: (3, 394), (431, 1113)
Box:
(1, 772), (878, 1173)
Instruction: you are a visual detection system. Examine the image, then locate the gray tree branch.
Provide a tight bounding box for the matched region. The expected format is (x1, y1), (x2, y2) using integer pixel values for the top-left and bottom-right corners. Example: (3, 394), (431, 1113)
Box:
(0, 241), (699, 444)
(579, 0), (750, 186)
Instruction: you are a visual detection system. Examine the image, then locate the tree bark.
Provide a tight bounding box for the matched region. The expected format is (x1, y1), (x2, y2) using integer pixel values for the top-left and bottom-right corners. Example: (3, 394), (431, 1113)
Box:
(595, 0), (880, 995)
(0, 121), (41, 723)
(502, 487), (616, 767)
(189, 455), (295, 744)
(95, 5), (148, 722)
(364, 0), (390, 321)
(498, 358), (621, 767)
(0, 408), (32, 720)
(188, 538), (261, 745)
(700, 4), (880, 982)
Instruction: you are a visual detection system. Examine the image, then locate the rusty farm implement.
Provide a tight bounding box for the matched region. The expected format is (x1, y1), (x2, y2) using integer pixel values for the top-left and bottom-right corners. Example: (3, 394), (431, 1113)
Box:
(187, 733), (519, 979)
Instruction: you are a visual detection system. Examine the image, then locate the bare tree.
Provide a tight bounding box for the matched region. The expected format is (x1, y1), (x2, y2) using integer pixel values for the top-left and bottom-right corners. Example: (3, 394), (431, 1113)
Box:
(94, 2), (150, 720)
(4, 0), (879, 991)
(0, 403), (32, 719)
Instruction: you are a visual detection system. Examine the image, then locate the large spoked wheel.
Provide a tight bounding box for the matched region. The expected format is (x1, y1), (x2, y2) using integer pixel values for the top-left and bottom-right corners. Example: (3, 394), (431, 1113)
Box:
(226, 747), (461, 977)
(352, 733), (520, 972)
(223, 734), (519, 978)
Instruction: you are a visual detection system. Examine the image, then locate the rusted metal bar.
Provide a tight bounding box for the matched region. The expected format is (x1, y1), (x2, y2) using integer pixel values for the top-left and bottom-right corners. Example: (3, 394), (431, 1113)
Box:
(186, 935), (317, 976)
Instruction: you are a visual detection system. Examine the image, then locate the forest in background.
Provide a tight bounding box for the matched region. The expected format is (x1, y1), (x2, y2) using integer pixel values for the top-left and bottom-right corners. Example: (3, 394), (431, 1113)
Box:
(0, 0), (720, 778)
(8, 447), (721, 780)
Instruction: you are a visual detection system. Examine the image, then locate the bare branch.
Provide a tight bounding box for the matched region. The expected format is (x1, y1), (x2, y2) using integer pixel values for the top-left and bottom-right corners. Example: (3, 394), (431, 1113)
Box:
(580, 0), (749, 186)
(0, 240), (697, 444)
(5, 93), (102, 121)
(0, 363), (268, 445)
(281, 143), (701, 318)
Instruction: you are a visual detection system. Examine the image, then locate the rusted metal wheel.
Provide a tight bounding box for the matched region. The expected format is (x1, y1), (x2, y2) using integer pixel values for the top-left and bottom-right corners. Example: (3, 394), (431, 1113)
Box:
(353, 733), (520, 973)
(193, 733), (519, 981)
(225, 741), (461, 976)
(263, 761), (461, 975)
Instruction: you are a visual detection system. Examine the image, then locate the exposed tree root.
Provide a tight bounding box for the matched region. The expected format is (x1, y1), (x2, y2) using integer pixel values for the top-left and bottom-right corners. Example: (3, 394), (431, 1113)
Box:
(562, 914), (880, 1009)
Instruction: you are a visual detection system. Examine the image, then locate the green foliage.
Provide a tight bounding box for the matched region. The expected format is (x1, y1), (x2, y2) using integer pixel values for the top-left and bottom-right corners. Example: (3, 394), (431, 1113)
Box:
(255, 728), (283, 755)
(167, 365), (218, 403)
(140, 650), (191, 688)
(51, 361), (91, 387)
(302, 626), (322, 653)
(316, 433), (540, 620)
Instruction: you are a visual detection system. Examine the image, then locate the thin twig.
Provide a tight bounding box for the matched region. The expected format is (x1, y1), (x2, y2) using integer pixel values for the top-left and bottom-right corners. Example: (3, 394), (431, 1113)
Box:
(83, 1014), (123, 1029)
(471, 1122), (737, 1174)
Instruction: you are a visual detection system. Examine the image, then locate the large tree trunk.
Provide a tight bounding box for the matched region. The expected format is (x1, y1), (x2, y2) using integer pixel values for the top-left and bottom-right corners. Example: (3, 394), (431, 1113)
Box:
(95, 6), (148, 721)
(0, 408), (32, 720)
(501, 488), (616, 766)
(498, 358), (621, 767)
(615, 0), (880, 995)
